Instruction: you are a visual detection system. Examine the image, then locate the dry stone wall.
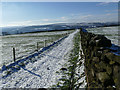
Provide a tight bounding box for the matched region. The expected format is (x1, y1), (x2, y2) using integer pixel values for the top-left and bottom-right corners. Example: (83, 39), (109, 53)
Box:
(80, 28), (120, 88)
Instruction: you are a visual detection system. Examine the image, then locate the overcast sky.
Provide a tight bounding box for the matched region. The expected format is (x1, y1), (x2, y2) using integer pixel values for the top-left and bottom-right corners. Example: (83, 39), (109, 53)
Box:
(1, 2), (118, 27)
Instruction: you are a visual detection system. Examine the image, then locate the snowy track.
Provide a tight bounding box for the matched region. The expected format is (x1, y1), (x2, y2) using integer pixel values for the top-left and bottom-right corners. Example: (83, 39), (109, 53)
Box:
(0, 30), (78, 88)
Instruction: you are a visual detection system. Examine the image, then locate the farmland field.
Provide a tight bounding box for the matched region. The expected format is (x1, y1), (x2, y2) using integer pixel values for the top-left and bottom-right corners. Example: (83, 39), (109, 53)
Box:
(1, 26), (119, 67)
(1, 30), (74, 67)
(86, 26), (120, 46)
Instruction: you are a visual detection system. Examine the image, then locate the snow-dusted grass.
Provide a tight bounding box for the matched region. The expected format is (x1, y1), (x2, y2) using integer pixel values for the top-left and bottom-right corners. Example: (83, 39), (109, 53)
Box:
(53, 30), (86, 89)
(86, 26), (119, 46)
(1, 30), (74, 67)
(0, 30), (77, 88)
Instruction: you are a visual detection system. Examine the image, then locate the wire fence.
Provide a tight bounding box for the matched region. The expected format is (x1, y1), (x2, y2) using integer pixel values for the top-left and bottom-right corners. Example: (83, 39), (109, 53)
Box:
(1, 32), (71, 72)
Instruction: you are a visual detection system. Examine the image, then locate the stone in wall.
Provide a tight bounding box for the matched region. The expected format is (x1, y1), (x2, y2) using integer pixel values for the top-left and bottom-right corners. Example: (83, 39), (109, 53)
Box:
(80, 28), (120, 88)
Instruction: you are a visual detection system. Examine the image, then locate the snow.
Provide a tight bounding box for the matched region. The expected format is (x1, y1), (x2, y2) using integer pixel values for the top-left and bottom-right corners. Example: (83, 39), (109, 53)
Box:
(1, 30), (72, 66)
(75, 39), (87, 88)
(86, 26), (119, 46)
(0, 30), (78, 88)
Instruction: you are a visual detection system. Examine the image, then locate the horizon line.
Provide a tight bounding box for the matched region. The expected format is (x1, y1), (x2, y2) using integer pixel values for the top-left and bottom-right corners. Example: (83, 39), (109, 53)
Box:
(0, 21), (118, 28)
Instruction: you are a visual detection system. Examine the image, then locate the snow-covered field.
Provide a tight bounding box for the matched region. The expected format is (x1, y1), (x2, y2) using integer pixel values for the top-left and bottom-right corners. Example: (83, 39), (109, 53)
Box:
(1, 30), (73, 67)
(86, 26), (119, 46)
(0, 30), (78, 88)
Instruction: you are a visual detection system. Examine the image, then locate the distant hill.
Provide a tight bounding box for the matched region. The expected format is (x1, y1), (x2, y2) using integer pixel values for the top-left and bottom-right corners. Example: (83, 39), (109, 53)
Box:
(1, 22), (119, 36)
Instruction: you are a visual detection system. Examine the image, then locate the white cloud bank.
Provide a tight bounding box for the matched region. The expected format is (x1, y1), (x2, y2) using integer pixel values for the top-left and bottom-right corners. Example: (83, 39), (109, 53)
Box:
(1, 12), (118, 27)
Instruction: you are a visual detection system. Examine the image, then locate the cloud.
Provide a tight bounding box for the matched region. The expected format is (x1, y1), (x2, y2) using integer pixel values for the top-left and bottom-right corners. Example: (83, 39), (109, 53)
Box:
(105, 13), (112, 16)
(0, 21), (33, 27)
(42, 19), (50, 22)
(61, 17), (65, 19)
(0, 17), (69, 27)
(41, 17), (68, 23)
(67, 13), (118, 23)
(1, 12), (118, 27)
(105, 9), (118, 12)
(96, 2), (111, 6)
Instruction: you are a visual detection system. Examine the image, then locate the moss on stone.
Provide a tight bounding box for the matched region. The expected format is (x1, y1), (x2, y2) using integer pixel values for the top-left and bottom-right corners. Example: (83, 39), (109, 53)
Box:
(92, 57), (99, 63)
(106, 65), (112, 75)
(97, 72), (110, 83)
(109, 60), (115, 65)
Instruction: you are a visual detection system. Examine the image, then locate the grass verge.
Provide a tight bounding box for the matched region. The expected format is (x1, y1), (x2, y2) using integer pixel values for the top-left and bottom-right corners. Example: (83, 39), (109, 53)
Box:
(52, 30), (86, 89)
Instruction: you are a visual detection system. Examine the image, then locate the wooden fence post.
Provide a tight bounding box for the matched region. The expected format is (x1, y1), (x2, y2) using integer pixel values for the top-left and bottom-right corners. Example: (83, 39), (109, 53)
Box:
(37, 42), (39, 51)
(13, 48), (16, 62)
(44, 40), (46, 47)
